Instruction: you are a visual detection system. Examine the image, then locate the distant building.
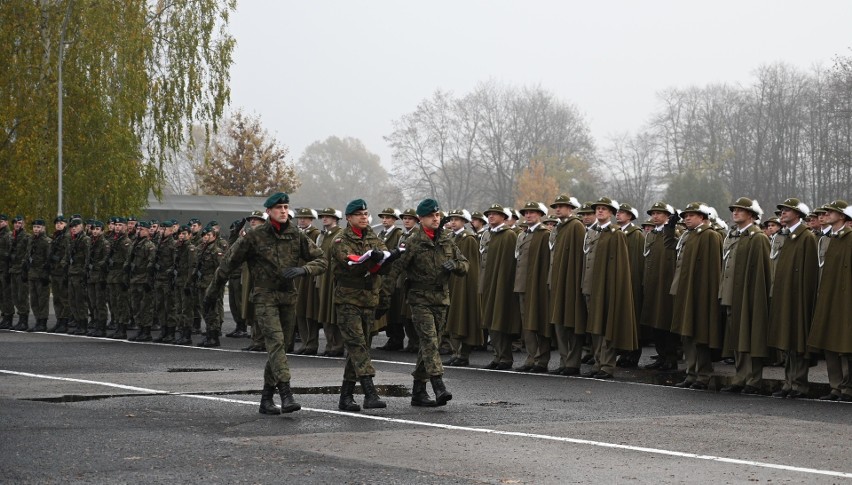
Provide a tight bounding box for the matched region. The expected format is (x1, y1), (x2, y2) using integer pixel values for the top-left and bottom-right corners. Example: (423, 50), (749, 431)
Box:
(143, 192), (266, 227)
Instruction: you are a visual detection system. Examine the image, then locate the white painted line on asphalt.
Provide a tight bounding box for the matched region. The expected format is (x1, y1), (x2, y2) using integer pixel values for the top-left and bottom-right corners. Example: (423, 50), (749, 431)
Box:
(2, 369), (850, 479)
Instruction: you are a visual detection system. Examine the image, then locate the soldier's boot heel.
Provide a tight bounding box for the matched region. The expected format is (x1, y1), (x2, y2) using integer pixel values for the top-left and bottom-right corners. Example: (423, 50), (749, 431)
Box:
(430, 376), (452, 406)
(191, 318), (202, 335)
(359, 376), (387, 409)
(197, 330), (220, 347)
(152, 326), (168, 342)
(72, 319), (88, 335)
(174, 328), (192, 345)
(135, 326), (153, 342)
(109, 323), (127, 339)
(0, 314), (13, 329)
(33, 318), (48, 332)
(90, 320), (106, 338)
(13, 315), (28, 331)
(259, 385), (281, 415)
(53, 318), (68, 334)
(27, 318), (41, 332)
(277, 382), (301, 413)
(161, 327), (176, 344)
(411, 380), (437, 407)
(338, 380), (361, 412)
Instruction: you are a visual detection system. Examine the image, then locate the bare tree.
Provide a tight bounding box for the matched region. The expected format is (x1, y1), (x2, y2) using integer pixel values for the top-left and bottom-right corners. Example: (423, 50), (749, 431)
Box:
(603, 132), (661, 212)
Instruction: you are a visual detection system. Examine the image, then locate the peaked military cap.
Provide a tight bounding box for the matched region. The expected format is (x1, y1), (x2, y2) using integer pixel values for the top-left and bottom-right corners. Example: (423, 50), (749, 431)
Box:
(470, 211), (487, 224)
(32, 219), (45, 226)
(550, 194), (581, 209)
(264, 192), (290, 208)
(519, 201), (548, 216)
(345, 199), (368, 215)
(483, 204), (511, 219)
(823, 200), (851, 220)
(679, 202), (712, 218)
(618, 203), (639, 220)
(762, 217), (781, 228)
(646, 201), (675, 216)
(416, 198), (440, 217)
(400, 208), (418, 219)
(447, 209), (472, 222)
(591, 197), (619, 213)
(507, 208), (521, 220)
(543, 215), (559, 225)
(812, 205), (828, 215)
(295, 207), (318, 219)
(575, 202), (595, 215)
(729, 197), (763, 218)
(378, 208), (401, 219)
(777, 198), (810, 218)
(317, 208), (342, 220)
(641, 218), (655, 228)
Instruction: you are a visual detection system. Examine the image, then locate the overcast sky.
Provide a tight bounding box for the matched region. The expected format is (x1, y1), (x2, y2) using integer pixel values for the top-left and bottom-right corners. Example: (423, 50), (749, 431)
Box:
(228, 1), (852, 170)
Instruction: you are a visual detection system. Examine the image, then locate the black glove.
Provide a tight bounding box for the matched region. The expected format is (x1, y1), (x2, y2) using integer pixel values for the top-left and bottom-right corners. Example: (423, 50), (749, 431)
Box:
(281, 267), (306, 279)
(666, 213), (680, 228)
(368, 249), (384, 262)
(441, 260), (457, 272)
(374, 307), (388, 319)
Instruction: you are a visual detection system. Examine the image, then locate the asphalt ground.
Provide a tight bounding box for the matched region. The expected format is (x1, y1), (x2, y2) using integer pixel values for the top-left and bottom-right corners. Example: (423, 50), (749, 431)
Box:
(2, 317), (850, 484)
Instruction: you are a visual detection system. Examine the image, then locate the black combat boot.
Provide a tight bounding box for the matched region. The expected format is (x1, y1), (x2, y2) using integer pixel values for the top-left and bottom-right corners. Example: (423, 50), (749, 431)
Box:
(359, 376), (387, 409)
(174, 327), (192, 345)
(71, 319), (88, 335)
(338, 381), (361, 412)
(430, 376), (452, 406)
(161, 327), (176, 344)
(191, 317), (201, 335)
(52, 318), (69, 334)
(32, 318), (48, 332)
(225, 323), (248, 338)
(106, 319), (116, 330)
(0, 314), (13, 329)
(277, 382), (301, 413)
(411, 380), (436, 407)
(90, 320), (106, 338)
(152, 326), (169, 343)
(197, 330), (221, 347)
(109, 322), (127, 339)
(12, 314), (28, 331)
(259, 385), (281, 415)
(131, 326), (152, 342)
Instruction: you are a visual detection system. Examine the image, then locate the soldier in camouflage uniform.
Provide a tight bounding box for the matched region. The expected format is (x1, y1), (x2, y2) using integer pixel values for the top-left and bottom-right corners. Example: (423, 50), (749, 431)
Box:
(64, 218), (91, 334)
(241, 211), (268, 352)
(46, 216), (71, 332)
(294, 208), (321, 354)
(9, 216), (32, 330)
(173, 225), (198, 345)
(314, 208), (344, 356)
(331, 199), (396, 412)
(25, 219), (51, 332)
(224, 218), (250, 339)
(205, 192), (326, 416)
(151, 221), (178, 343)
(0, 215), (14, 329)
(106, 218), (133, 338)
(188, 217), (203, 334)
(85, 221), (109, 337)
(397, 209), (420, 352)
(196, 227), (225, 347)
(388, 199), (468, 407)
(375, 207), (404, 351)
(125, 221), (157, 341)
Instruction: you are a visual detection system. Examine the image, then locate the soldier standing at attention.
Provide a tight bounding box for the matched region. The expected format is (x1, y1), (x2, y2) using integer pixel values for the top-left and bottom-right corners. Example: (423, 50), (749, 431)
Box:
(480, 204), (520, 370)
(615, 203), (645, 368)
(196, 227), (225, 347)
(224, 218), (250, 339)
(64, 218), (90, 335)
(25, 219), (51, 332)
(768, 198), (817, 399)
(9, 216), (32, 331)
(293, 208), (321, 355)
(205, 192), (326, 416)
(807, 200), (852, 401)
(106, 218), (133, 339)
(241, 211), (271, 352)
(397, 208), (421, 353)
(173, 225), (198, 345)
(85, 221), (109, 337)
(152, 221), (178, 342)
(443, 209), (482, 367)
(314, 208), (344, 357)
(0, 215), (15, 330)
(513, 202), (552, 373)
(376, 208), (404, 351)
(666, 203), (723, 390)
(46, 216), (71, 332)
(390, 199), (467, 406)
(125, 221), (157, 341)
(331, 199), (396, 412)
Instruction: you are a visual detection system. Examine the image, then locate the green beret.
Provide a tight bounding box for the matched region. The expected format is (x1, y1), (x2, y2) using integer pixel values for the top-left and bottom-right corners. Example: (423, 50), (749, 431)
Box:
(68, 218), (82, 227)
(32, 219), (46, 226)
(71, 214), (82, 220)
(115, 217), (127, 224)
(92, 220), (104, 228)
(53, 215), (65, 223)
(149, 219), (160, 225)
(188, 218), (200, 225)
(416, 198), (440, 217)
(0, 214), (7, 221)
(136, 220), (151, 229)
(264, 192), (290, 208)
(127, 215), (137, 222)
(13, 215), (24, 222)
(201, 226), (213, 235)
(208, 220), (219, 227)
(178, 224), (191, 233)
(345, 199), (368, 215)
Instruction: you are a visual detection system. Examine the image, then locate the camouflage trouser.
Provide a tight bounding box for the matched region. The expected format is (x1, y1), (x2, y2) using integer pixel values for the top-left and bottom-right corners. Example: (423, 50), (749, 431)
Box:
(87, 282), (108, 324)
(200, 284), (224, 333)
(130, 283), (154, 327)
(108, 282), (129, 324)
(28, 278), (50, 319)
(11, 272), (29, 316)
(154, 280), (175, 328)
(336, 303), (376, 381)
(50, 275), (69, 320)
(255, 302), (296, 387)
(228, 276), (244, 326)
(0, 271), (14, 316)
(174, 287), (194, 330)
(410, 303), (447, 381)
(67, 275), (87, 323)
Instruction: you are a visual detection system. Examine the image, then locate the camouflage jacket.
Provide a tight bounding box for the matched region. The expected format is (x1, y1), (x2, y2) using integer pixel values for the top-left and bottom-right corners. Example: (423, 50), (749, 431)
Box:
(389, 226), (468, 306)
(26, 234), (52, 280)
(153, 236), (176, 282)
(9, 229), (32, 274)
(331, 225), (387, 308)
(47, 229), (69, 276)
(173, 240), (198, 289)
(195, 239), (224, 289)
(86, 235), (108, 283)
(125, 236), (156, 285)
(65, 233), (90, 277)
(106, 233), (133, 284)
(0, 226), (10, 273)
(212, 220), (326, 306)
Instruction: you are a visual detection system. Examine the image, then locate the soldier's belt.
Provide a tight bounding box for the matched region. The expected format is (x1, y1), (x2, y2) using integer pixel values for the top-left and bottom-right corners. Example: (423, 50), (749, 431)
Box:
(408, 281), (447, 292)
(253, 280), (296, 292)
(336, 278), (375, 290)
